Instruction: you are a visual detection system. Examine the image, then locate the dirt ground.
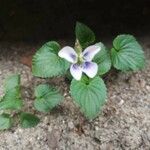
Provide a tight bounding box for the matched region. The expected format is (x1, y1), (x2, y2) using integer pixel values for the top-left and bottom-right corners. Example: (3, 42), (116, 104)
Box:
(0, 37), (150, 150)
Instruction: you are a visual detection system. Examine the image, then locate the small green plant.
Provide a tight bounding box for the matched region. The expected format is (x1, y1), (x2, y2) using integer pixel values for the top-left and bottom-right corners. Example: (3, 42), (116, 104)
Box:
(0, 75), (40, 130)
(32, 22), (145, 119)
(0, 22), (145, 128)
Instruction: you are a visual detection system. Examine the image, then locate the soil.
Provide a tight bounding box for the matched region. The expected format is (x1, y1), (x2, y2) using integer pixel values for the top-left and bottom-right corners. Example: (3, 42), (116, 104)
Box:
(0, 38), (150, 150)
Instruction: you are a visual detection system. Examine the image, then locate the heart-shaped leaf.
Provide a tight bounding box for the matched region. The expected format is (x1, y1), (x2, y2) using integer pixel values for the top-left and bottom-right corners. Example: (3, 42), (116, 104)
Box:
(32, 41), (69, 78)
(70, 76), (107, 119)
(0, 75), (23, 110)
(34, 84), (63, 112)
(20, 112), (40, 128)
(111, 34), (145, 71)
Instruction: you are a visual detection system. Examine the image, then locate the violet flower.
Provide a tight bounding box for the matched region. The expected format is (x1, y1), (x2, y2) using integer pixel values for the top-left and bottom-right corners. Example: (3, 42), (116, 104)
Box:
(58, 45), (101, 80)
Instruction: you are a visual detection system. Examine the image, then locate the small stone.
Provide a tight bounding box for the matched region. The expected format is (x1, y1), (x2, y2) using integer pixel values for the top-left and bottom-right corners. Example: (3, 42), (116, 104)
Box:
(140, 79), (146, 88)
(64, 92), (67, 96)
(37, 136), (41, 140)
(47, 129), (60, 149)
(43, 116), (49, 124)
(118, 99), (124, 106)
(18, 128), (23, 133)
(95, 126), (99, 131)
(68, 121), (74, 129)
(146, 85), (150, 90)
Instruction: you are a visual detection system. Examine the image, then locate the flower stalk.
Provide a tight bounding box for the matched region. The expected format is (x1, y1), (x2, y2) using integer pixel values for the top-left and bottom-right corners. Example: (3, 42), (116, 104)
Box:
(74, 39), (82, 55)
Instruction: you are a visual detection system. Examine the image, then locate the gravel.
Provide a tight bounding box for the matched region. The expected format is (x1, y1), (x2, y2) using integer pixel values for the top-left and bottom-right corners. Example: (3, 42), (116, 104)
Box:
(0, 38), (150, 150)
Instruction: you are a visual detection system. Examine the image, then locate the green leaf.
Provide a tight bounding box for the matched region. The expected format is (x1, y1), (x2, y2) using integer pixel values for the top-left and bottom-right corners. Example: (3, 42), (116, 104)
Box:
(0, 114), (12, 130)
(0, 98), (23, 110)
(0, 86), (23, 111)
(3, 86), (20, 99)
(94, 42), (111, 75)
(5, 74), (20, 92)
(32, 41), (69, 78)
(38, 41), (61, 54)
(20, 112), (40, 128)
(75, 22), (95, 48)
(34, 84), (63, 112)
(111, 34), (145, 71)
(0, 74), (23, 110)
(70, 76), (107, 119)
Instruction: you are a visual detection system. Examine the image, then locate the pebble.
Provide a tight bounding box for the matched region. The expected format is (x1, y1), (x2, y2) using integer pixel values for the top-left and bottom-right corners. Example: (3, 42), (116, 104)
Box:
(43, 116), (49, 124)
(140, 79), (146, 88)
(146, 85), (150, 91)
(95, 126), (99, 131)
(118, 99), (124, 106)
(68, 121), (74, 129)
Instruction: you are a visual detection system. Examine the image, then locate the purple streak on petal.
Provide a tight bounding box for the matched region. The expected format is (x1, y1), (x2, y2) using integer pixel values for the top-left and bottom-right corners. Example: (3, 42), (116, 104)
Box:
(72, 64), (78, 69)
(83, 52), (89, 57)
(83, 61), (91, 69)
(70, 53), (77, 62)
(58, 46), (77, 63)
(82, 45), (101, 61)
(70, 64), (82, 80)
(82, 61), (98, 78)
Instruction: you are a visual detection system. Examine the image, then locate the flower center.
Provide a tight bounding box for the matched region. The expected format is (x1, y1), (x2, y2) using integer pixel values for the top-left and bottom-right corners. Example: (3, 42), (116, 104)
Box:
(77, 53), (84, 64)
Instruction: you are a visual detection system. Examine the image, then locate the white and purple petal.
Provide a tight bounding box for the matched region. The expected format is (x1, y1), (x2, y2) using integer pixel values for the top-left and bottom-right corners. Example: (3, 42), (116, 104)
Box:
(82, 45), (101, 61)
(58, 46), (78, 63)
(82, 61), (98, 78)
(70, 64), (82, 80)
